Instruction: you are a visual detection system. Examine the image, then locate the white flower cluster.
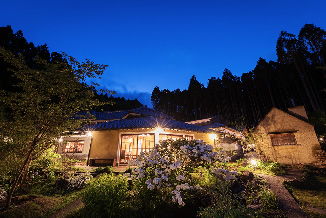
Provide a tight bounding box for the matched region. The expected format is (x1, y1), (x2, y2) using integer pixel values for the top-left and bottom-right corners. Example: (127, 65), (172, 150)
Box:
(66, 172), (93, 191)
(132, 139), (236, 206)
(0, 187), (7, 200)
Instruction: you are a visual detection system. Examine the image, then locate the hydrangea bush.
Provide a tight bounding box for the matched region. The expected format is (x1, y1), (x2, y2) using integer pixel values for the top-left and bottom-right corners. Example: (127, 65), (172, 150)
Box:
(0, 187), (7, 200)
(131, 139), (238, 208)
(82, 139), (281, 217)
(66, 172), (93, 191)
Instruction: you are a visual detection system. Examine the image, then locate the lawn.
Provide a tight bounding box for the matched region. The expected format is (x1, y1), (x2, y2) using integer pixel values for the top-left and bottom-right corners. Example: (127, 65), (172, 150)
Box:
(284, 166), (326, 217)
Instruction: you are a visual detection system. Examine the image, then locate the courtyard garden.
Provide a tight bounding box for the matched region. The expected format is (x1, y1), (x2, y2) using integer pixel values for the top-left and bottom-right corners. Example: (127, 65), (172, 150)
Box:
(1, 139), (325, 217)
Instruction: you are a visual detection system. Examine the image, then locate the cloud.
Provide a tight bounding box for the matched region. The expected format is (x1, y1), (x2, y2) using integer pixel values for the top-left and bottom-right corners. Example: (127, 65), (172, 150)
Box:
(115, 91), (152, 108)
(98, 80), (153, 108)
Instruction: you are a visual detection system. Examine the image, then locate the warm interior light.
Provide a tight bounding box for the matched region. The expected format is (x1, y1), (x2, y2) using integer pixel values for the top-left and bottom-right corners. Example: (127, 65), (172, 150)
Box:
(209, 134), (217, 140)
(87, 131), (92, 137)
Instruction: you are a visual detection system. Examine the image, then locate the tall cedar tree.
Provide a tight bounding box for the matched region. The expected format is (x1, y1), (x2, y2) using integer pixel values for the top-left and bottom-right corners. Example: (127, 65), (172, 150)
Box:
(151, 24), (326, 127)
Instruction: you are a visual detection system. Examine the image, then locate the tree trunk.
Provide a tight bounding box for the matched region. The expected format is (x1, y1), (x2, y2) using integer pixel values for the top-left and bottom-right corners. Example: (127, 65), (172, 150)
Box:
(18, 156), (33, 191)
(6, 147), (34, 208)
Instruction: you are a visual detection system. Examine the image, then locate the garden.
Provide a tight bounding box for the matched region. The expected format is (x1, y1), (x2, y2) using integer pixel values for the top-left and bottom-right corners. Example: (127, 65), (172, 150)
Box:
(0, 139), (289, 217)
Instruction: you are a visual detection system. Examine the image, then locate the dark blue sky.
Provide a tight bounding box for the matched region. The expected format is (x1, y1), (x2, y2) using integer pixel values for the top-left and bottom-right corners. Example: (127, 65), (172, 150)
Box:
(1, 0), (326, 107)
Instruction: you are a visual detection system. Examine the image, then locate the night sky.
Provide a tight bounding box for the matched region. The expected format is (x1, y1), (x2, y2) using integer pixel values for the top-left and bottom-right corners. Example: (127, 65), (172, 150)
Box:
(1, 0), (326, 107)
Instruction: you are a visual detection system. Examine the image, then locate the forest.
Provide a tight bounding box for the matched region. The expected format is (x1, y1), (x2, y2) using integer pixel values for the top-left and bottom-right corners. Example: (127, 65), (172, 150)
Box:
(151, 24), (326, 128)
(0, 25), (143, 112)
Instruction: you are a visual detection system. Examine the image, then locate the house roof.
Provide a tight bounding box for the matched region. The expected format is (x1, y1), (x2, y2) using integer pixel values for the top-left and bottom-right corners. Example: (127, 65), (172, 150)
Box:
(256, 107), (312, 131)
(203, 123), (224, 129)
(88, 116), (209, 132)
(284, 109), (310, 124)
(92, 107), (172, 121)
(94, 110), (129, 120)
(185, 115), (224, 126)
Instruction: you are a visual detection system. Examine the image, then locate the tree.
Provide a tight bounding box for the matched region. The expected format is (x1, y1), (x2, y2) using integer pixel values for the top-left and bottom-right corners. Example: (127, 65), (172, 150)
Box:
(277, 30), (322, 111)
(151, 86), (162, 111)
(0, 47), (108, 207)
(298, 24), (326, 66)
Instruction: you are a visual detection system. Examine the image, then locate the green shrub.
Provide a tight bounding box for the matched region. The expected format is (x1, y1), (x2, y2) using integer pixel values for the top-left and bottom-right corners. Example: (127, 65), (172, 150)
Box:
(197, 188), (252, 218)
(260, 188), (279, 211)
(93, 166), (113, 175)
(124, 167), (132, 174)
(30, 146), (62, 174)
(81, 173), (132, 217)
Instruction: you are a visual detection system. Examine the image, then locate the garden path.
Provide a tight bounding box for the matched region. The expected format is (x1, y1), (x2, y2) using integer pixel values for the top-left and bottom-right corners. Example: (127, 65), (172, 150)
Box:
(258, 171), (307, 218)
(49, 199), (84, 218)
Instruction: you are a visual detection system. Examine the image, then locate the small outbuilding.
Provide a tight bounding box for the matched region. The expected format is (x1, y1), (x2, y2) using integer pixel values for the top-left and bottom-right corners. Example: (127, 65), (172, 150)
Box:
(255, 106), (321, 164)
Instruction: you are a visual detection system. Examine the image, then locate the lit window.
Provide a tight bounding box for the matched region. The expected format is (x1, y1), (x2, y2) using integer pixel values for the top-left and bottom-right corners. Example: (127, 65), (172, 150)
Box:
(64, 141), (84, 153)
(270, 133), (297, 146)
(121, 134), (155, 161)
(159, 134), (193, 142)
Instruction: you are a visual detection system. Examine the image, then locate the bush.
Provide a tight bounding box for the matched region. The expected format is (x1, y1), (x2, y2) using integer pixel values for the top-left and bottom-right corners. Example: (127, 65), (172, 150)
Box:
(66, 172), (93, 191)
(81, 173), (132, 217)
(0, 186), (7, 200)
(130, 139), (239, 216)
(30, 147), (62, 172)
(93, 166), (113, 175)
(260, 188), (279, 211)
(124, 167), (132, 174)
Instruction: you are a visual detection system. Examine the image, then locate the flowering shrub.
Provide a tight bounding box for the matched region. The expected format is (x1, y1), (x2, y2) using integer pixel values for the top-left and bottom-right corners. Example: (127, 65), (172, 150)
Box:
(131, 139), (238, 209)
(0, 187), (7, 200)
(66, 172), (93, 191)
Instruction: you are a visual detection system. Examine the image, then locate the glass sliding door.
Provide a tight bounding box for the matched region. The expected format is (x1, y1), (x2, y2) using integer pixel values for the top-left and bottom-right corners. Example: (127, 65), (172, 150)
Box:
(120, 134), (155, 162)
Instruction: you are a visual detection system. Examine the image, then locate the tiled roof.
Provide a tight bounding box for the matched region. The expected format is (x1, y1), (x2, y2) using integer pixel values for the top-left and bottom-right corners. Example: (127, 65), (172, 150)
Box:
(94, 111), (129, 120)
(202, 123), (224, 129)
(93, 108), (171, 121)
(88, 116), (209, 132)
(129, 108), (171, 119)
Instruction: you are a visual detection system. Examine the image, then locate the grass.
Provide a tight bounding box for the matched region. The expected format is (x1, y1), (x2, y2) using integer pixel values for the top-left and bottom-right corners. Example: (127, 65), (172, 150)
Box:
(0, 191), (82, 217)
(284, 166), (326, 217)
(0, 173), (85, 218)
(218, 159), (286, 176)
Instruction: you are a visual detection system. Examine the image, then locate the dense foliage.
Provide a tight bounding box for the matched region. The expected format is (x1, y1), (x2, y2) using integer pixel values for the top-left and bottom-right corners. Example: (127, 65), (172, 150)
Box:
(151, 24), (326, 127)
(0, 25), (108, 207)
(93, 93), (143, 111)
(81, 139), (281, 217)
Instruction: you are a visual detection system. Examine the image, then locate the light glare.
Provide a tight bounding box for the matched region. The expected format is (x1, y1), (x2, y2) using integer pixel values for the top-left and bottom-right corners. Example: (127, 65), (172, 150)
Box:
(250, 159), (258, 166)
(209, 134), (217, 140)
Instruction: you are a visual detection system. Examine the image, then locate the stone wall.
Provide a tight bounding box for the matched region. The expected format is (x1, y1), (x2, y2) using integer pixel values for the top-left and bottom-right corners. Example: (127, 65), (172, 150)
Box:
(255, 108), (320, 164)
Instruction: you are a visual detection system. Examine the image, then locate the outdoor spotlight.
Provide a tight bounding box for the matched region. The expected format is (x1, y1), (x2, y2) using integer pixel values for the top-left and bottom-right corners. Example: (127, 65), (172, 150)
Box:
(250, 159), (258, 167)
(58, 138), (63, 142)
(87, 131), (92, 137)
(209, 134), (217, 140)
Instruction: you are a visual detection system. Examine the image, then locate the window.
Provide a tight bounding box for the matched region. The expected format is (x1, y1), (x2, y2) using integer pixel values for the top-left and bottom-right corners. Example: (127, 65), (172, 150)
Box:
(121, 134), (155, 161)
(159, 134), (193, 142)
(270, 133), (297, 146)
(64, 141), (84, 153)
